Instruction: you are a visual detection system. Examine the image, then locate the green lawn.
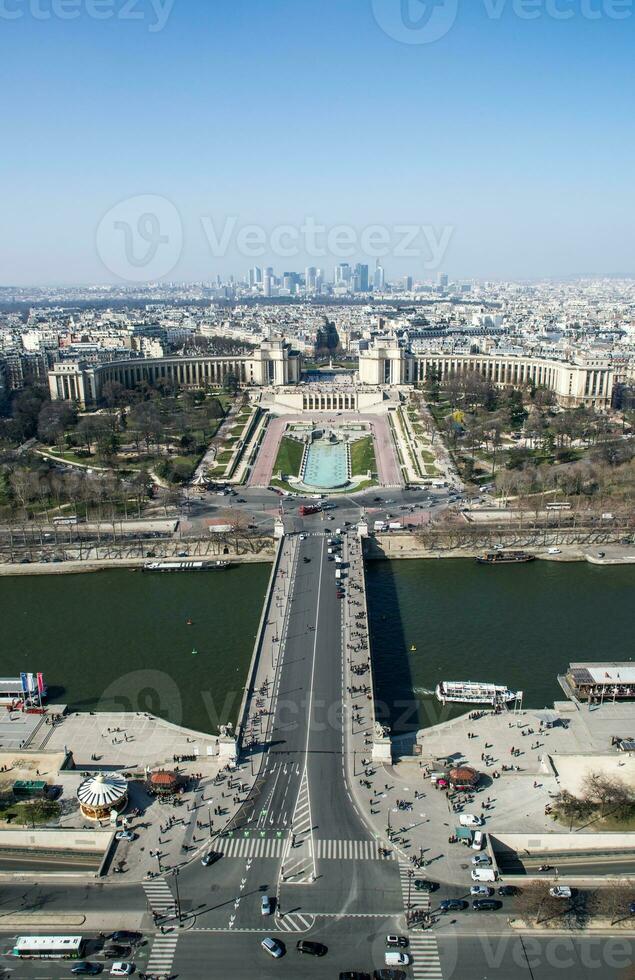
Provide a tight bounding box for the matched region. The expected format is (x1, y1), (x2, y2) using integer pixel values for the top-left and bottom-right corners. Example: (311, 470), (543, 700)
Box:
(274, 436), (304, 478)
(350, 436), (377, 477)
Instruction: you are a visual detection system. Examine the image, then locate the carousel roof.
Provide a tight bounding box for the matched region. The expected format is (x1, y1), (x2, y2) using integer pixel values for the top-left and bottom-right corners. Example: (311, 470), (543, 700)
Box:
(150, 769), (178, 786)
(448, 764), (479, 783)
(77, 772), (128, 809)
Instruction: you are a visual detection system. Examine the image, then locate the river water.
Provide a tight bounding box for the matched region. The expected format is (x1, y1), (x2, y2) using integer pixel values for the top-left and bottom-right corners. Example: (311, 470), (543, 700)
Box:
(0, 565), (270, 734)
(366, 559), (635, 735)
(1, 560), (633, 737)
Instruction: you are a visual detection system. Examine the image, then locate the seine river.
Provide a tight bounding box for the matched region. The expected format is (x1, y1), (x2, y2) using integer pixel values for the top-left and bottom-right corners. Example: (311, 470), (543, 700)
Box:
(0, 565), (270, 734)
(1, 560), (633, 736)
(366, 559), (635, 735)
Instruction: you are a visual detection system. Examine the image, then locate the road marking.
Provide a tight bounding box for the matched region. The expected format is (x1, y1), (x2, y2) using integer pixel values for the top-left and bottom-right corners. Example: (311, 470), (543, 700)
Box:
(143, 877), (175, 913)
(146, 932), (178, 974)
(219, 836), (395, 861)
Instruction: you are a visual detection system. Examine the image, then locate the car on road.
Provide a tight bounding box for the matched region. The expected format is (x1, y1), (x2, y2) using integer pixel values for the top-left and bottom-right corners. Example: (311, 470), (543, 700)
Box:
(109, 964), (133, 977)
(339, 973), (370, 980)
(262, 937), (284, 958)
(115, 830), (136, 842)
(71, 964), (102, 976)
(629, 901), (635, 915)
(201, 850), (220, 866)
(439, 899), (468, 912)
(471, 853), (492, 866)
(470, 884), (493, 897)
(296, 940), (327, 956)
(385, 935), (408, 948)
(107, 932), (142, 945)
(550, 885), (573, 899)
(384, 952), (410, 967)
(413, 878), (438, 892)
(373, 971), (405, 980)
(102, 946), (130, 960)
(261, 894), (273, 915)
(472, 899), (502, 911)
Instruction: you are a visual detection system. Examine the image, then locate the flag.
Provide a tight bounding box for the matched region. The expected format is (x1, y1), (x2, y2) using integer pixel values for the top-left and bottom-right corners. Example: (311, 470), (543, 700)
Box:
(20, 672), (29, 695)
(37, 672), (45, 694)
(27, 673), (37, 692)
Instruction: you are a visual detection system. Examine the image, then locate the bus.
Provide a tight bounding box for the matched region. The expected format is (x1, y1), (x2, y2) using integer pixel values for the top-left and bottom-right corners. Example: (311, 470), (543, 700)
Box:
(52, 516), (79, 526)
(12, 936), (85, 959)
(545, 502), (572, 511)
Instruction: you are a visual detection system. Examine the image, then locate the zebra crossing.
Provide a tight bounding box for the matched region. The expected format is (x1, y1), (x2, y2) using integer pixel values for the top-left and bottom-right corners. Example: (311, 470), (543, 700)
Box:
(396, 864), (443, 980)
(146, 932), (179, 975)
(315, 839), (395, 860)
(143, 877), (175, 915)
(280, 767), (315, 884)
(220, 836), (286, 858)
(408, 934), (443, 980)
(218, 835), (395, 860)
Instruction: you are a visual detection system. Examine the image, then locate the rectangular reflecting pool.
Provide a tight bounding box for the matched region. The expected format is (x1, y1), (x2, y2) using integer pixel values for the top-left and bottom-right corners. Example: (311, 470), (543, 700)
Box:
(302, 439), (349, 489)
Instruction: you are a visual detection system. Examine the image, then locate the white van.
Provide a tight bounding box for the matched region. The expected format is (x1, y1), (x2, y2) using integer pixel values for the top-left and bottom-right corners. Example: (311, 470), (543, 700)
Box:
(471, 867), (497, 882)
(385, 952), (410, 967)
(472, 830), (484, 850)
(459, 813), (483, 828)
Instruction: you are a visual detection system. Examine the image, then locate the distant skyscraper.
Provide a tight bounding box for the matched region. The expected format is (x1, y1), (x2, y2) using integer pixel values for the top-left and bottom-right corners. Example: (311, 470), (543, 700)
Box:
(405, 275), (413, 291)
(305, 266), (317, 292)
(439, 273), (449, 290)
(355, 263), (369, 292)
(263, 275), (273, 297)
(335, 263), (351, 285)
(253, 266), (262, 285)
(374, 260), (385, 291)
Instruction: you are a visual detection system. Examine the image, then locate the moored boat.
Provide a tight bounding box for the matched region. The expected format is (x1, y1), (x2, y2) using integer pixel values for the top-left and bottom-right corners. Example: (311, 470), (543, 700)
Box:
(143, 559), (231, 572)
(476, 551), (535, 565)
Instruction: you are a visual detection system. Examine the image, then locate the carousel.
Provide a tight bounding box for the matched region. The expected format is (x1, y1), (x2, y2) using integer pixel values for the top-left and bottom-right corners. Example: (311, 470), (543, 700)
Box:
(448, 764), (480, 791)
(77, 772), (128, 821)
(148, 769), (180, 796)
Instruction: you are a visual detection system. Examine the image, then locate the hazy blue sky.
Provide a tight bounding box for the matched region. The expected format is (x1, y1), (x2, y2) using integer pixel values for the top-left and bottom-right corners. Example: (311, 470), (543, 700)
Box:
(1, 0), (634, 284)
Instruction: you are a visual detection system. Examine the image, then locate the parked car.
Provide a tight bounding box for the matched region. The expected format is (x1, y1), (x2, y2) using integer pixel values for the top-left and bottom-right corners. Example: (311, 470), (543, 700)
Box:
(296, 940), (327, 956)
(470, 885), (493, 897)
(115, 831), (136, 842)
(439, 899), (468, 912)
(498, 885), (520, 897)
(472, 899), (502, 911)
(459, 813), (483, 828)
(472, 853), (492, 866)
